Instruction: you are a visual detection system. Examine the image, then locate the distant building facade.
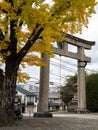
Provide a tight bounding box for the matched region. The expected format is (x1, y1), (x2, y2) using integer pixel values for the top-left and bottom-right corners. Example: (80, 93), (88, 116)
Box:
(16, 84), (63, 113)
(16, 86), (37, 114)
(48, 92), (63, 110)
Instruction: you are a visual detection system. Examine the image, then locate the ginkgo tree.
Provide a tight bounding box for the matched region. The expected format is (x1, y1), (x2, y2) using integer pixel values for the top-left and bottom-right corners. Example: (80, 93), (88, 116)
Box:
(0, 0), (97, 125)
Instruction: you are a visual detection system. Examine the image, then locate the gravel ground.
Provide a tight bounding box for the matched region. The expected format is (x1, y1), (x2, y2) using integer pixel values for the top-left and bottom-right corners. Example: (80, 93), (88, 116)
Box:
(0, 114), (98, 130)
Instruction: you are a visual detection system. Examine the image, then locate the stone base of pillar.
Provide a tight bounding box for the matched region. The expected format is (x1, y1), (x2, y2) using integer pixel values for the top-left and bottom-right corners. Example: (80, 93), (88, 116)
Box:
(33, 112), (53, 118)
(75, 109), (89, 113)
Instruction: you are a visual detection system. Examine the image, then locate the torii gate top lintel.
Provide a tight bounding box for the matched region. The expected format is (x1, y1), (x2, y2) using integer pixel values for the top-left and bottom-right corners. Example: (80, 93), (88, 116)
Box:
(53, 34), (95, 62)
(66, 34), (95, 49)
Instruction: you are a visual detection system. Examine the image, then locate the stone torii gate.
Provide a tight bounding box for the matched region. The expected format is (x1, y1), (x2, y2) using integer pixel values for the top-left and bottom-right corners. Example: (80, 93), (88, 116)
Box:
(34, 34), (95, 117)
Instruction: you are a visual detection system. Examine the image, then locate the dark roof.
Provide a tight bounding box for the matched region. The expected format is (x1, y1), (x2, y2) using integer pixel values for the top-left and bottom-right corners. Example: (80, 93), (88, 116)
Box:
(48, 102), (60, 107)
(16, 87), (36, 97)
(35, 93), (60, 99)
(49, 93), (60, 99)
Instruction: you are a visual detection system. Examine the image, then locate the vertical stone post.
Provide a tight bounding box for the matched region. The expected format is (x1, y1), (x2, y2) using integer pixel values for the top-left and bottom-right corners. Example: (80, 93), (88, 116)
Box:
(77, 47), (87, 113)
(33, 53), (52, 117)
(38, 53), (50, 112)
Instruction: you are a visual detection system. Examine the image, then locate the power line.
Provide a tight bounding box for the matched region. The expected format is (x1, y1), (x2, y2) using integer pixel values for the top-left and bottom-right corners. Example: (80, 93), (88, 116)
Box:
(28, 76), (39, 81)
(50, 60), (77, 73)
(50, 72), (66, 80)
(53, 56), (77, 67)
(51, 56), (98, 73)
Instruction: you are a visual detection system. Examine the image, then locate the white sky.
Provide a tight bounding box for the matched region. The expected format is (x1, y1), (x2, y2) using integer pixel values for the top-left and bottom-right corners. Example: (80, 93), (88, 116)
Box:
(0, 0), (97, 86)
(75, 4), (98, 72)
(25, 3), (98, 86)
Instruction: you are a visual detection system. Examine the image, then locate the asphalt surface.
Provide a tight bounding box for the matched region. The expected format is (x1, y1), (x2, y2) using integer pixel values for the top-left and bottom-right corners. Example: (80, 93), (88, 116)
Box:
(0, 113), (98, 130)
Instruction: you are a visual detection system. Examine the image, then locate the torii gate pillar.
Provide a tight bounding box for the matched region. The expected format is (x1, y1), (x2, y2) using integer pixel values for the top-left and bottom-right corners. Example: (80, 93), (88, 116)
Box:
(37, 53), (49, 112)
(34, 53), (52, 117)
(77, 47), (87, 113)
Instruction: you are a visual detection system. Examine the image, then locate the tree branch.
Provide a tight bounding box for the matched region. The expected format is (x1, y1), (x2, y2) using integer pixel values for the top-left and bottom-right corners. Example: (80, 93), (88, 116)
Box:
(0, 7), (8, 14)
(17, 26), (44, 64)
(0, 40), (10, 59)
(16, 1), (26, 27)
(51, 1), (71, 17)
(0, 29), (4, 40)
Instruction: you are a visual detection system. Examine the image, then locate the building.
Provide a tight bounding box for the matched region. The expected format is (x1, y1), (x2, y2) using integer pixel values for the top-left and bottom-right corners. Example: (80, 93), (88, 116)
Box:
(16, 85), (63, 114)
(16, 87), (37, 114)
(48, 92), (63, 110)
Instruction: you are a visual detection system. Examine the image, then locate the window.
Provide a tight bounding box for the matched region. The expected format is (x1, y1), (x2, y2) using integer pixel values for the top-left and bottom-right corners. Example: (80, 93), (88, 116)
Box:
(27, 96), (34, 105)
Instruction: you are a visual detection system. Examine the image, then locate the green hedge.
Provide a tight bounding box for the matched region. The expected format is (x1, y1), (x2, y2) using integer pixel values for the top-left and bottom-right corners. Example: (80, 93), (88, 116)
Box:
(86, 73), (98, 112)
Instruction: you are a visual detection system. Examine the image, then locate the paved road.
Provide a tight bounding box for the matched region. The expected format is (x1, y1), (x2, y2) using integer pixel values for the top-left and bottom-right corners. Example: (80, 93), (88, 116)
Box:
(0, 113), (98, 130)
(53, 113), (98, 119)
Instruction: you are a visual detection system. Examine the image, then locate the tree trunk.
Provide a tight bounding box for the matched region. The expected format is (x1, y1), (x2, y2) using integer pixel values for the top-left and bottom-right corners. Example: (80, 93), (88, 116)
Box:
(0, 55), (18, 125)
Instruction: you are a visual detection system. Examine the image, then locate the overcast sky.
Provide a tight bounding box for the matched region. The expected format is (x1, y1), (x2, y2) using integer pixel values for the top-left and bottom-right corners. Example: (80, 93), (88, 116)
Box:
(75, 4), (98, 71)
(0, 1), (97, 87)
(25, 3), (98, 86)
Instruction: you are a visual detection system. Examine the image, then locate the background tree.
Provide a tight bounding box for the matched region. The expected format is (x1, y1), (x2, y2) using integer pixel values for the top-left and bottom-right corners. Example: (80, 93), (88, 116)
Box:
(0, 69), (4, 105)
(0, 0), (97, 125)
(61, 73), (98, 112)
(60, 74), (77, 105)
(86, 73), (98, 112)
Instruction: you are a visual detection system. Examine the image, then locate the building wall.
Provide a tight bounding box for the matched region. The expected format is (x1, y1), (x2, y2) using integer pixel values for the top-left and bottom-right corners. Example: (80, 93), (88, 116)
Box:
(16, 91), (26, 104)
(16, 90), (38, 114)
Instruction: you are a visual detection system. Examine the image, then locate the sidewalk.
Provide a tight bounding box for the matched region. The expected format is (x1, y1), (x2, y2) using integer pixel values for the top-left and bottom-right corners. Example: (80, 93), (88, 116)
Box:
(0, 113), (98, 130)
(53, 112), (98, 119)
(23, 112), (98, 119)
